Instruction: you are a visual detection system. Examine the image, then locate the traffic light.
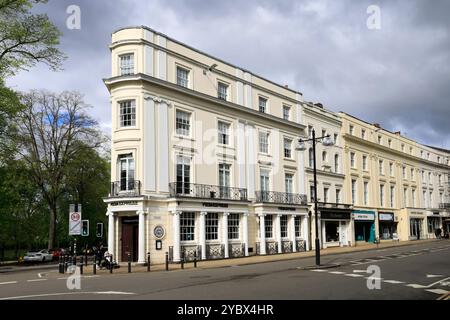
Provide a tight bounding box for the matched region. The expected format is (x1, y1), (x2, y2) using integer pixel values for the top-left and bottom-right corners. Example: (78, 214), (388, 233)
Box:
(81, 220), (89, 236)
(96, 222), (103, 238)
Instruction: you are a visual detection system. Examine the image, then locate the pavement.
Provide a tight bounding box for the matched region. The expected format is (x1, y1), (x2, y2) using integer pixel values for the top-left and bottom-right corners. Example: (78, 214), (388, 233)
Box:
(0, 239), (449, 300)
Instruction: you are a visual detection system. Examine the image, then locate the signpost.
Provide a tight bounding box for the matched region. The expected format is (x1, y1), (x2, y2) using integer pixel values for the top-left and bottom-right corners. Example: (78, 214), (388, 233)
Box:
(69, 204), (82, 236)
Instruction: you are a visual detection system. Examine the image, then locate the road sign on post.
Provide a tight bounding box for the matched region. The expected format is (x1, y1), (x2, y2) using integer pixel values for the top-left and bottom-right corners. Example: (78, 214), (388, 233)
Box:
(82, 220), (89, 237)
(69, 204), (82, 236)
(96, 223), (103, 238)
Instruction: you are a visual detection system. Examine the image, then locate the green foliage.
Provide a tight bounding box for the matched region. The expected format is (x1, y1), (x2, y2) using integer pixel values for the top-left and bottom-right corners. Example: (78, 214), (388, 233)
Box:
(0, 0), (66, 77)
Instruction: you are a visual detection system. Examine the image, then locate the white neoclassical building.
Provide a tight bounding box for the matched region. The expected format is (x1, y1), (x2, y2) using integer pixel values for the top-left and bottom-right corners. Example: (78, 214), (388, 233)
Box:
(103, 26), (311, 264)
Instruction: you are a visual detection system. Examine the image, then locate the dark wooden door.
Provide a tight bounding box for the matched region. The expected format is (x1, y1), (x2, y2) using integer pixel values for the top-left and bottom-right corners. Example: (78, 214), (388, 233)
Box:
(121, 217), (139, 262)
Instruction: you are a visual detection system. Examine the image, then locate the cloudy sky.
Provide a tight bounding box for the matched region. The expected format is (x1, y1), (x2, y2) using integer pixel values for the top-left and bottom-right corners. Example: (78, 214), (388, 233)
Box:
(6, 0), (450, 148)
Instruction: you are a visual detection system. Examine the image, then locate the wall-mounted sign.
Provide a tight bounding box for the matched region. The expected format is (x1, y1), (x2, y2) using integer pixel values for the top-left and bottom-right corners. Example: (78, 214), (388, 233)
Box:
(153, 226), (165, 239)
(353, 213), (375, 221)
(202, 203), (229, 208)
(278, 207), (296, 211)
(321, 212), (351, 220)
(379, 213), (394, 221)
(111, 201), (139, 206)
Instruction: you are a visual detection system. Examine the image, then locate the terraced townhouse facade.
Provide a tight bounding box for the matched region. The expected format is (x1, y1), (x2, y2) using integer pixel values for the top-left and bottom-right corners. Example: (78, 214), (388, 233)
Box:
(103, 26), (450, 264)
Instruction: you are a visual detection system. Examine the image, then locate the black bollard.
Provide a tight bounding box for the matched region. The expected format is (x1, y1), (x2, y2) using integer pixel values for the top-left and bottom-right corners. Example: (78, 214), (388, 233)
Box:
(194, 251), (197, 268)
(64, 255), (68, 273)
(165, 252), (169, 271)
(58, 256), (63, 273)
(109, 255), (113, 274)
(147, 252), (151, 272)
(181, 256), (184, 270)
(73, 255), (77, 266)
(93, 257), (97, 275)
(85, 253), (88, 266)
(79, 258), (84, 275)
(128, 253), (131, 273)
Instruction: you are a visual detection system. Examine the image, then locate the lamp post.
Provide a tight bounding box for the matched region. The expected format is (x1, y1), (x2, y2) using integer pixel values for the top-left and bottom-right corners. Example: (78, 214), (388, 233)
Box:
(296, 129), (334, 266)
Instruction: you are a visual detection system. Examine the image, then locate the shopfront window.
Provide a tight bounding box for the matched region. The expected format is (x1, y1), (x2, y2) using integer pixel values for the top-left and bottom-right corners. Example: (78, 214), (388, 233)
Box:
(325, 221), (340, 242)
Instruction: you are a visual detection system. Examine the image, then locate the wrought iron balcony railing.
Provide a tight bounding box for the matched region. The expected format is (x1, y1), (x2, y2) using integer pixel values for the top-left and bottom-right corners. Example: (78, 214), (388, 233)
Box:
(439, 203), (450, 209)
(110, 180), (141, 197)
(255, 191), (308, 205)
(169, 182), (248, 201)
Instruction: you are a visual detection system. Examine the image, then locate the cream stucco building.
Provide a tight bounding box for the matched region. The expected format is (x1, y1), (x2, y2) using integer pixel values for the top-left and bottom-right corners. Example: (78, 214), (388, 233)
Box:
(103, 26), (450, 265)
(339, 113), (450, 243)
(104, 26), (311, 264)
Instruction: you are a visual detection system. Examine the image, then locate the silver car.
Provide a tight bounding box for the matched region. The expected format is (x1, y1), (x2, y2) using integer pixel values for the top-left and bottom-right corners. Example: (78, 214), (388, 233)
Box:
(24, 250), (54, 262)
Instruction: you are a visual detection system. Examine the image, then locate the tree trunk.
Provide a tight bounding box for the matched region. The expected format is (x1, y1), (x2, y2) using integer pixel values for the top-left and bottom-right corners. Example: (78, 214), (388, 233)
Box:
(48, 203), (57, 250)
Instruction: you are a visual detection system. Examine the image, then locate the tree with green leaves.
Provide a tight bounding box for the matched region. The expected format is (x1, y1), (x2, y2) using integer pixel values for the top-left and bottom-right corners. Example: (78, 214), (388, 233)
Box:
(12, 90), (107, 250)
(0, 0), (65, 77)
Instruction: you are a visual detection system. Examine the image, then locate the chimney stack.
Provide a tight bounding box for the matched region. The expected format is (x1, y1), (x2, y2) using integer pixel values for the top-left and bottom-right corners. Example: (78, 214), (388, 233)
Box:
(374, 123), (381, 129)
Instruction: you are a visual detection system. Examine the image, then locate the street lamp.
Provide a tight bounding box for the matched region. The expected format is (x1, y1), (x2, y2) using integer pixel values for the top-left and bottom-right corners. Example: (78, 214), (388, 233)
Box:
(296, 129), (334, 266)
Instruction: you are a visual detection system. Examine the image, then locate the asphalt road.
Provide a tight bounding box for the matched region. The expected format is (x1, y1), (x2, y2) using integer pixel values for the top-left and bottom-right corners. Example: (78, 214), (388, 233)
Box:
(0, 240), (449, 300)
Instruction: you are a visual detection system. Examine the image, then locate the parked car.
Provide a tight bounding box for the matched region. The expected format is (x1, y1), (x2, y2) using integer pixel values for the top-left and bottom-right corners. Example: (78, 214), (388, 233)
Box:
(23, 250), (54, 263)
(49, 248), (67, 261)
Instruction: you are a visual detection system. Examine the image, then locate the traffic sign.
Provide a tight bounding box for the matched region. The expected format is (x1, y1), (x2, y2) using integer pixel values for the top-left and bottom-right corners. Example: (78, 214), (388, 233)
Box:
(69, 204), (82, 236)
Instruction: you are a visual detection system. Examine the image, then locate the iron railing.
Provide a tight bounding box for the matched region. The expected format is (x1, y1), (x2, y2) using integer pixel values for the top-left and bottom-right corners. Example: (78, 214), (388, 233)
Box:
(255, 191), (307, 205)
(255, 242), (279, 255)
(169, 182), (248, 201)
(206, 244), (225, 260)
(110, 180), (141, 197)
(282, 241), (293, 253)
(229, 243), (245, 258)
(296, 240), (307, 252)
(439, 203), (450, 209)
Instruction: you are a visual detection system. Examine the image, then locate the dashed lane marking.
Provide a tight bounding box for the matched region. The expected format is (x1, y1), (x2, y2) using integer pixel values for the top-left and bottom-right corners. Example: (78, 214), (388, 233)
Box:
(383, 280), (405, 284)
(310, 269), (328, 272)
(406, 284), (427, 289)
(426, 274), (444, 278)
(345, 274), (365, 278)
(0, 281), (17, 285)
(329, 271), (345, 275)
(27, 279), (47, 283)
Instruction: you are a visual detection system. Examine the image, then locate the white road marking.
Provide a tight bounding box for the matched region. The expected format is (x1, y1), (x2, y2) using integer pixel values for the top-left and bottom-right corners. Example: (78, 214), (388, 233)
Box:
(310, 269), (328, 272)
(27, 279), (47, 282)
(57, 277), (69, 280)
(329, 271), (345, 275)
(0, 281), (17, 285)
(383, 280), (405, 284)
(345, 274), (365, 278)
(353, 270), (368, 273)
(407, 284), (427, 289)
(426, 289), (448, 295)
(0, 291), (136, 300)
(83, 275), (100, 279)
(427, 274), (444, 278)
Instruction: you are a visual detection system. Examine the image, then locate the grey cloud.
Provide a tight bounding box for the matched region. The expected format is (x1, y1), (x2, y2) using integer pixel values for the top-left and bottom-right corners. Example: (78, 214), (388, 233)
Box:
(6, 0), (450, 148)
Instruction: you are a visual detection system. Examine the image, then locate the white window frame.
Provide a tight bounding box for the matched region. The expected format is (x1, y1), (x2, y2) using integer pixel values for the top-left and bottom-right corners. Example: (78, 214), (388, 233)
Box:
(218, 121), (230, 145)
(176, 66), (190, 88)
(119, 100), (136, 128)
(258, 96), (268, 113)
(284, 138), (292, 159)
(259, 131), (270, 154)
(175, 109), (191, 137)
(283, 105), (290, 120)
(119, 53), (134, 76)
(217, 81), (229, 101)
